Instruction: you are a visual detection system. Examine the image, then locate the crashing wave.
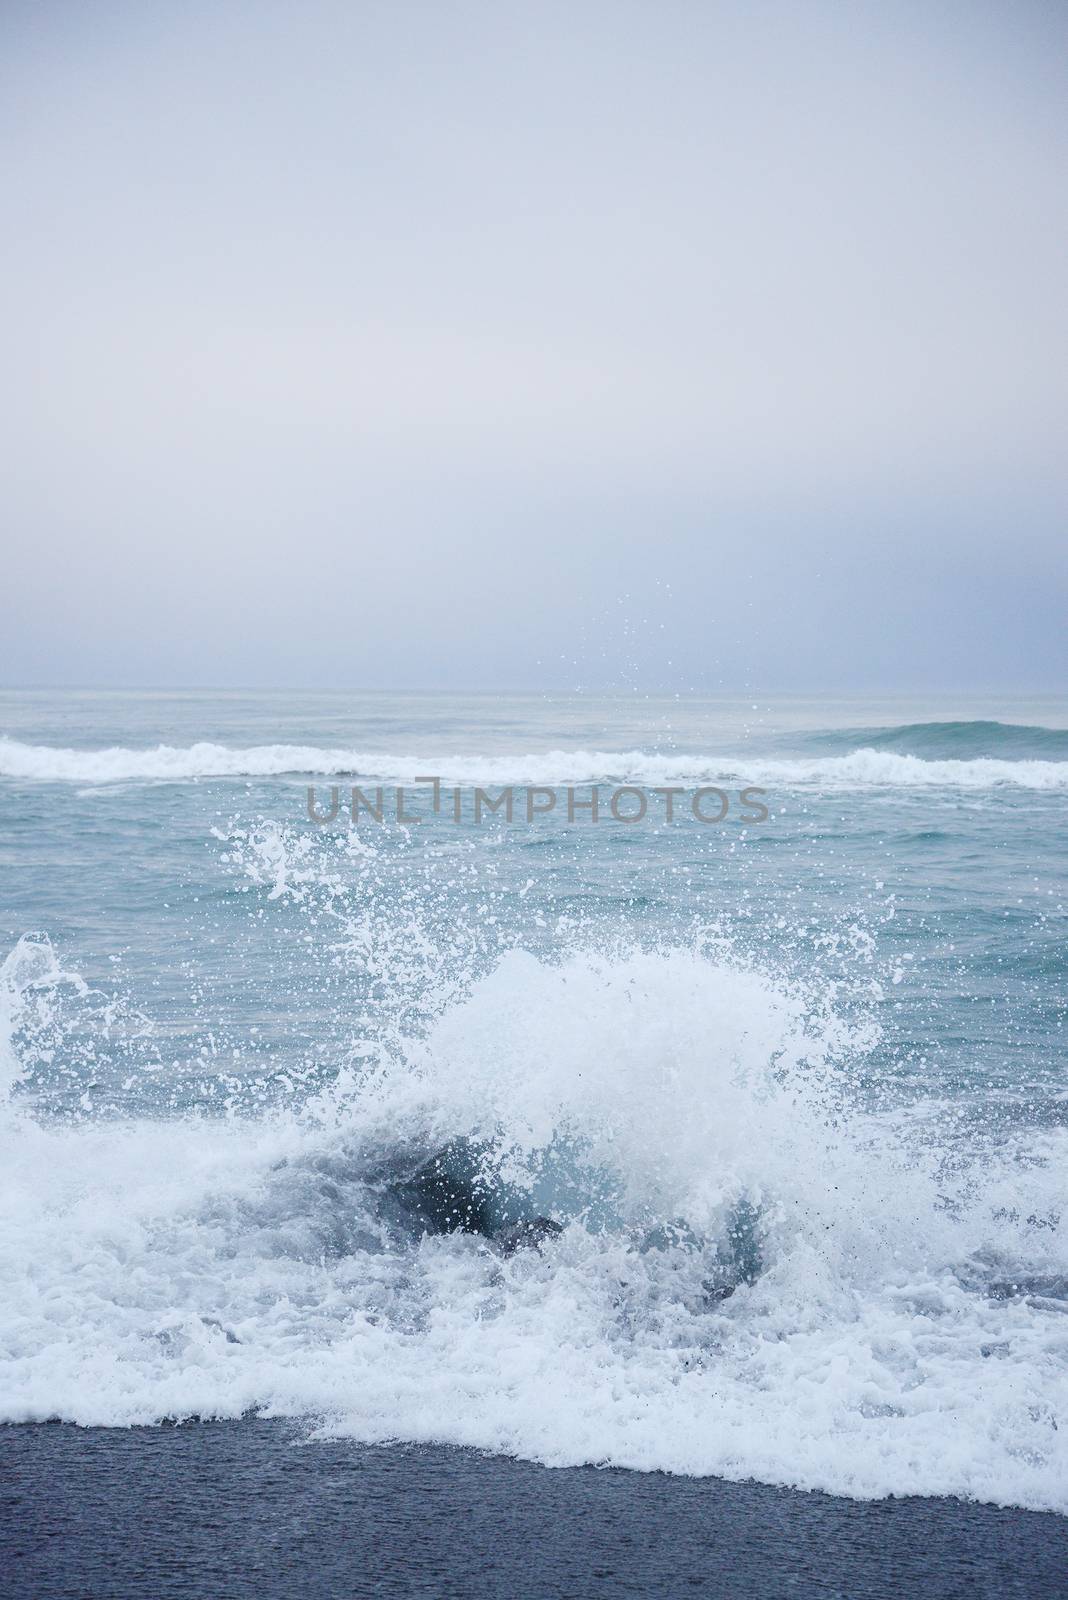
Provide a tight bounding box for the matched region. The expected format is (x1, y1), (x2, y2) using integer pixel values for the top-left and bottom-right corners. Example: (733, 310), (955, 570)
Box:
(2, 734), (1068, 789)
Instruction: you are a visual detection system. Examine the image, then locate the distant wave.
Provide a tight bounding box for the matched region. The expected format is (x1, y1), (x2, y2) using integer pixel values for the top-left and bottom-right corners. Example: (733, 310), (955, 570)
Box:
(2, 736), (1068, 789)
(805, 720), (1068, 760)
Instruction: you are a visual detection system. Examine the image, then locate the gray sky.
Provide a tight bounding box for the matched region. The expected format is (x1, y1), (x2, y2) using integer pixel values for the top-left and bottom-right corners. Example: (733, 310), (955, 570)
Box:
(2, 0), (1066, 692)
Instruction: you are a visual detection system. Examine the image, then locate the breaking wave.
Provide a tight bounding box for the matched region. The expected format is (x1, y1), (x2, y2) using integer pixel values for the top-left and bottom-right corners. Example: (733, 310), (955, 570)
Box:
(1, 916), (1066, 1512)
(2, 730), (1068, 789)
(808, 720), (1068, 760)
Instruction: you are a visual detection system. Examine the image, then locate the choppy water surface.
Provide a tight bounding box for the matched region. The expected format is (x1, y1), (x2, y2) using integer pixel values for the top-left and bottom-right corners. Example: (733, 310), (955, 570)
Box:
(1, 692), (1066, 1511)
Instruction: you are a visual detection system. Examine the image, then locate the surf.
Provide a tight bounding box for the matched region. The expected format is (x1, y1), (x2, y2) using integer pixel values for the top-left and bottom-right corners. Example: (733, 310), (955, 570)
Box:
(1, 934), (1065, 1511)
(3, 733), (1068, 789)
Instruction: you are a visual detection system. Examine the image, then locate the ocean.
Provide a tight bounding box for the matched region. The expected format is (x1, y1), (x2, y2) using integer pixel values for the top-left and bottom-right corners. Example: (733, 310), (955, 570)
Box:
(1, 690), (1066, 1529)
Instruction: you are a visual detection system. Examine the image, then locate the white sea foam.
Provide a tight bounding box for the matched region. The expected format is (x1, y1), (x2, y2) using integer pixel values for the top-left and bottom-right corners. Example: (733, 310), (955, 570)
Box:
(1, 936), (1065, 1512)
(2, 736), (1068, 789)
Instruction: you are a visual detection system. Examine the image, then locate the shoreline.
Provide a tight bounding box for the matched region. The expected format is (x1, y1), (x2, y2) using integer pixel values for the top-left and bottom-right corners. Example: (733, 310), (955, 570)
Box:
(3, 1419), (1065, 1599)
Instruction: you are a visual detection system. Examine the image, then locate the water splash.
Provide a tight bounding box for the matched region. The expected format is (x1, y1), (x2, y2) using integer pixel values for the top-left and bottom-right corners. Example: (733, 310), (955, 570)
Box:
(0, 934), (87, 1108)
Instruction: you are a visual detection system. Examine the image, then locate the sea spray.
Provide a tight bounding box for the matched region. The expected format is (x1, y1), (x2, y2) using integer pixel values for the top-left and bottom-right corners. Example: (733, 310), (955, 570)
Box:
(0, 934), (88, 1109)
(1, 921), (1065, 1507)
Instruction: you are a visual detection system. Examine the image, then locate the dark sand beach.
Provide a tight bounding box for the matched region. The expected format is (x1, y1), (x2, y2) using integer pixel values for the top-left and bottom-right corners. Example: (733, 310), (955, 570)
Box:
(2, 1421), (1065, 1600)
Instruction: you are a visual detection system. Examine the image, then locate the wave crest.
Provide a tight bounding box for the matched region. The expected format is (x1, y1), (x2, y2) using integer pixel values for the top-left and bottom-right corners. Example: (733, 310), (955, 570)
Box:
(2, 736), (1067, 789)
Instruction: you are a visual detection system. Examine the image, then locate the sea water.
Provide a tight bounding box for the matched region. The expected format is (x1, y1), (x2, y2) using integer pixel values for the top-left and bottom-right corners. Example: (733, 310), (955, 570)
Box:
(0, 691), (1065, 1512)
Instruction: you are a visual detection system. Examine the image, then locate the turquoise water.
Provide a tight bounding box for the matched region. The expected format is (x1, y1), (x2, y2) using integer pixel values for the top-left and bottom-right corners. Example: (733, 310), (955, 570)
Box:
(1, 692), (1066, 1509)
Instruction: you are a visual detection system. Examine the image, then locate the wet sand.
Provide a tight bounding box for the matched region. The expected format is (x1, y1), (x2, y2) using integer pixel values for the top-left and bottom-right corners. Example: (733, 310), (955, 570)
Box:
(2, 1420), (1066, 1599)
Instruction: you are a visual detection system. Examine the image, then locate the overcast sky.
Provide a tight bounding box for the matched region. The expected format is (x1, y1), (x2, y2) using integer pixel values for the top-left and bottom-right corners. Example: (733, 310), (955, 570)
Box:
(2, 0), (1066, 692)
